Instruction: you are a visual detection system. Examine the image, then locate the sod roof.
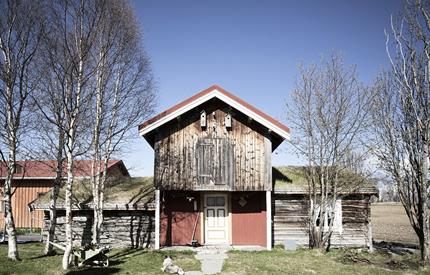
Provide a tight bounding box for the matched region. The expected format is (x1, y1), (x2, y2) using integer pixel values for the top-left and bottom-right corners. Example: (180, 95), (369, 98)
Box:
(29, 166), (377, 211)
(273, 166), (378, 195)
(29, 177), (155, 211)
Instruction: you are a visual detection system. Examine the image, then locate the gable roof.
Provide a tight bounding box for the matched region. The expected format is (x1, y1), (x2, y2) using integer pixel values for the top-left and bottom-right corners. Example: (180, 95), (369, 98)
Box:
(0, 160), (129, 179)
(138, 85), (291, 141)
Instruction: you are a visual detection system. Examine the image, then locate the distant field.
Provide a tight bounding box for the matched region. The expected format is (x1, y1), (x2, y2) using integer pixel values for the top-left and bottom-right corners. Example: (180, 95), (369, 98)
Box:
(371, 202), (418, 245)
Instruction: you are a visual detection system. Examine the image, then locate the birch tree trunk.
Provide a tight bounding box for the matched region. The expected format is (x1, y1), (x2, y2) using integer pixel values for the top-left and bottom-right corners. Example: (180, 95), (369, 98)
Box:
(4, 142), (19, 260)
(88, 0), (155, 246)
(44, 130), (64, 255)
(62, 143), (74, 269)
(62, 60), (83, 270)
(0, 0), (43, 260)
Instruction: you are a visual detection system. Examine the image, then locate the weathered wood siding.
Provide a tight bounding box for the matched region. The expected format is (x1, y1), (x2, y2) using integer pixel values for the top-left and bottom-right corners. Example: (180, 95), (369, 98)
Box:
(154, 99), (272, 191)
(0, 180), (51, 229)
(43, 210), (154, 248)
(273, 194), (372, 247)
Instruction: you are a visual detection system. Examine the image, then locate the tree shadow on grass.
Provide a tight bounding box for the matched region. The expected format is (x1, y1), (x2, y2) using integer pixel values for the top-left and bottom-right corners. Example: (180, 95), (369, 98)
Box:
(64, 249), (151, 274)
(66, 267), (121, 275)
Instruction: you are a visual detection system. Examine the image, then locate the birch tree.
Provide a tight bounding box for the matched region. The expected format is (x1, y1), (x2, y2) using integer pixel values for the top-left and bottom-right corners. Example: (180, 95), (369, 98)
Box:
(89, 0), (155, 246)
(287, 54), (372, 250)
(0, 0), (44, 260)
(371, 0), (430, 261)
(43, 0), (103, 269)
(31, 52), (66, 255)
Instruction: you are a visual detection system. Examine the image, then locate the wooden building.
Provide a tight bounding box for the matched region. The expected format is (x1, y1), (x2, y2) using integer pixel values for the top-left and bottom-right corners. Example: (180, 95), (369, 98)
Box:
(0, 160), (129, 229)
(30, 177), (155, 248)
(272, 166), (378, 248)
(139, 85), (290, 249)
(139, 85), (378, 250)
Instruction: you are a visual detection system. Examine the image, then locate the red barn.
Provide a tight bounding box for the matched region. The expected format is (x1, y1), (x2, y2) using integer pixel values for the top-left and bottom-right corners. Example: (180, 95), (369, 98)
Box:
(0, 160), (129, 230)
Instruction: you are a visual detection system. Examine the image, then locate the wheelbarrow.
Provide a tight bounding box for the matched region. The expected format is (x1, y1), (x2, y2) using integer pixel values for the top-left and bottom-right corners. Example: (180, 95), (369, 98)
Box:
(49, 241), (110, 267)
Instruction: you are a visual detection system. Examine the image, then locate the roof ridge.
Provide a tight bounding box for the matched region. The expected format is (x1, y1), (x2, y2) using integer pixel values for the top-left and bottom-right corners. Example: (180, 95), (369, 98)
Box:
(138, 85), (290, 139)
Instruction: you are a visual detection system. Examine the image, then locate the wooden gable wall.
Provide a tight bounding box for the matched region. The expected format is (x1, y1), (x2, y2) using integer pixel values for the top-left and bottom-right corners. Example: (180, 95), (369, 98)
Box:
(153, 99), (272, 191)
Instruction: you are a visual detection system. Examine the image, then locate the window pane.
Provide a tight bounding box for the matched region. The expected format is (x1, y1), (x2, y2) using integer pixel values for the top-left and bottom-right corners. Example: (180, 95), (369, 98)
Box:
(207, 197), (216, 206)
(216, 197), (225, 206)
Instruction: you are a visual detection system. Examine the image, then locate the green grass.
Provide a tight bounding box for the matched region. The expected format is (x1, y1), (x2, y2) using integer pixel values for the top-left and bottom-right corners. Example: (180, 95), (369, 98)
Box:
(222, 247), (430, 275)
(16, 228), (42, 235)
(3, 243), (430, 275)
(0, 243), (200, 275)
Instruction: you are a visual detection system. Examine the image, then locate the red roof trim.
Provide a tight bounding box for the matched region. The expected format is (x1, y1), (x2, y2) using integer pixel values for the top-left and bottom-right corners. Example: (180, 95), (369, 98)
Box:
(138, 85), (290, 134)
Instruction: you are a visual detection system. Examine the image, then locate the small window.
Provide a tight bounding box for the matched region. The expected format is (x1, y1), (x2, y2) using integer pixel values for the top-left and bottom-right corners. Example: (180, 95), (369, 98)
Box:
(207, 197), (216, 206)
(206, 196), (225, 207)
(314, 199), (342, 234)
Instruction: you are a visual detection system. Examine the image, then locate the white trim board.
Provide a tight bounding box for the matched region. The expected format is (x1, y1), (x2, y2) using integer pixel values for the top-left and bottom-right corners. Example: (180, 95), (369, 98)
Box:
(139, 89), (291, 140)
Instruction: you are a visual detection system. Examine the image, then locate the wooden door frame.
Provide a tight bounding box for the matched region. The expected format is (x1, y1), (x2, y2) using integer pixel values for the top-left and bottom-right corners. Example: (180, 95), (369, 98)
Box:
(202, 192), (230, 245)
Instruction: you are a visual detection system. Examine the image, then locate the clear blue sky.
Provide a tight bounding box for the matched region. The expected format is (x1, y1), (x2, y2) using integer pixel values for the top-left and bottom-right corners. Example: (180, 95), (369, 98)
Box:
(123, 0), (403, 176)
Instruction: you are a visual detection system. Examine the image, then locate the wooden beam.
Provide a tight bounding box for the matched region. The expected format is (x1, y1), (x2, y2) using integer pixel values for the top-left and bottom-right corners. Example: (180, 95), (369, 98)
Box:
(155, 189), (160, 250)
(367, 199), (373, 253)
(266, 190), (272, 250)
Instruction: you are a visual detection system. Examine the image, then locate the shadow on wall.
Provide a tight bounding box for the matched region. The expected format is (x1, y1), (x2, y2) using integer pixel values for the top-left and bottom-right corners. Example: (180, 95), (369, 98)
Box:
(272, 167), (292, 190)
(129, 214), (153, 249)
(67, 211), (154, 248)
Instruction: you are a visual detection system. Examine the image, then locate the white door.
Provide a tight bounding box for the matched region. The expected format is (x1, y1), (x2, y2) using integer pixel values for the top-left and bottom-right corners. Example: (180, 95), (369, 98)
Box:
(204, 194), (228, 244)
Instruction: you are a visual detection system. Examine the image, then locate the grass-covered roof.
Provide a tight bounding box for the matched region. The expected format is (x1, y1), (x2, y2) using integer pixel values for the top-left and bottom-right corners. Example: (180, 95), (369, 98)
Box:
(273, 166), (378, 195)
(30, 177), (155, 211)
(30, 166), (377, 210)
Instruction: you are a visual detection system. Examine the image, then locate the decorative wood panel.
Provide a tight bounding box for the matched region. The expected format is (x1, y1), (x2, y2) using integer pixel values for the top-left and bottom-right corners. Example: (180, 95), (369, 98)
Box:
(153, 99), (272, 191)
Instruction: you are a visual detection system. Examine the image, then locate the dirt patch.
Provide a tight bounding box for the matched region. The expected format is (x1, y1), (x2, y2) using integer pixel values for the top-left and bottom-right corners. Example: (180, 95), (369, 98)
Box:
(341, 249), (420, 271)
(371, 203), (418, 245)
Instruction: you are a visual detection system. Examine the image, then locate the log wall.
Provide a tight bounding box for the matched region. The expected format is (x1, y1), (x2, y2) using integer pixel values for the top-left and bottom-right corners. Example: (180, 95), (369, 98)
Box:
(44, 210), (154, 248)
(273, 194), (372, 248)
(154, 99), (272, 191)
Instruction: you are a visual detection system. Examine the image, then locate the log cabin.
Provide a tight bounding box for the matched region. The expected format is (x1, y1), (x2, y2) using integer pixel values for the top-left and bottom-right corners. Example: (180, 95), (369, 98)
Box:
(0, 160), (129, 230)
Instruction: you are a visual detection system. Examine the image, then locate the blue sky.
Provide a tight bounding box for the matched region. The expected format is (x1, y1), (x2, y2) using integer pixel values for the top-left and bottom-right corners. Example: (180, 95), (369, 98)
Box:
(124, 0), (403, 176)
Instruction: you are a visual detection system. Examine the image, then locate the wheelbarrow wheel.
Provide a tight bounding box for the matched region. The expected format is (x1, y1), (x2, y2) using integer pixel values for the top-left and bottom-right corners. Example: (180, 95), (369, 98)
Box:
(69, 254), (78, 267)
(101, 254), (109, 267)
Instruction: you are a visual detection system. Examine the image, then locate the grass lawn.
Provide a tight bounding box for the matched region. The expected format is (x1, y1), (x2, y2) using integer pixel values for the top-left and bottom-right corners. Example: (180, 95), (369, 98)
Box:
(3, 243), (430, 275)
(0, 243), (200, 275)
(222, 247), (430, 275)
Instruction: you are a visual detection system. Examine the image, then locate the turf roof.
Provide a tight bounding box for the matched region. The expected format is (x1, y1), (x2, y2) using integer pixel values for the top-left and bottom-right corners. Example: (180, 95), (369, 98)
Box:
(30, 177), (155, 210)
(273, 166), (378, 195)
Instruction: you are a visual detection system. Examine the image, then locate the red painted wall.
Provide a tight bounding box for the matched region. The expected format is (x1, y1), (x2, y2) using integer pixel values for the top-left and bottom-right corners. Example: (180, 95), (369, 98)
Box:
(160, 191), (201, 246)
(231, 192), (267, 247)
